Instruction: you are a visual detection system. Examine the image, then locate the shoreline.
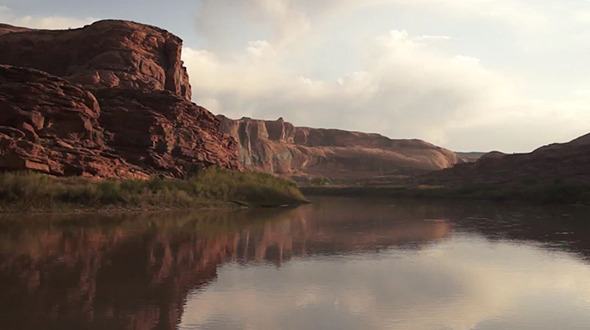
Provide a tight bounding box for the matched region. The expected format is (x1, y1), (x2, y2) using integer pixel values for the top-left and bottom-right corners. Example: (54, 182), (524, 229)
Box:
(300, 184), (590, 206)
(0, 200), (310, 215)
(0, 170), (309, 215)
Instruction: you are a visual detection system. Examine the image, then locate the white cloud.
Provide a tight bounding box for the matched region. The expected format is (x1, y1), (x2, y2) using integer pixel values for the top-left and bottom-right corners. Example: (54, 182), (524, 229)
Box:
(415, 35), (452, 42)
(185, 0), (590, 152)
(180, 235), (590, 329)
(573, 89), (590, 97)
(0, 6), (94, 29)
(183, 28), (545, 150)
(4, 1), (589, 152)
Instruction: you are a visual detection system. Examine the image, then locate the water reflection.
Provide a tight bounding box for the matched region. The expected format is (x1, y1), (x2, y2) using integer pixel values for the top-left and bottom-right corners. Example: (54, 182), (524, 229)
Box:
(0, 198), (589, 329)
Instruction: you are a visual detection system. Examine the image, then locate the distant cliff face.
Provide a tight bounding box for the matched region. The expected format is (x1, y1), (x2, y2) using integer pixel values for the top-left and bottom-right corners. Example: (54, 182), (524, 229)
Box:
(218, 116), (462, 182)
(0, 20), (191, 100)
(421, 133), (590, 186)
(0, 21), (240, 178)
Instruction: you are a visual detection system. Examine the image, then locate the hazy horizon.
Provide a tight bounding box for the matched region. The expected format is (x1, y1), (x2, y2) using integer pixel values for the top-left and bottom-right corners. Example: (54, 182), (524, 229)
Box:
(2, 0), (589, 153)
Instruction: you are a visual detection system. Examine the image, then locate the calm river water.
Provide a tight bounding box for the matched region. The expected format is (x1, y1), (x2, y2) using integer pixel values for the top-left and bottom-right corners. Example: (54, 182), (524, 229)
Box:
(1, 197), (590, 329)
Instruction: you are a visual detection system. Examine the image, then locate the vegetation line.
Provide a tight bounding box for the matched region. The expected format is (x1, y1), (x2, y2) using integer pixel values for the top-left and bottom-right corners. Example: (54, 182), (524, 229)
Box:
(0, 169), (308, 213)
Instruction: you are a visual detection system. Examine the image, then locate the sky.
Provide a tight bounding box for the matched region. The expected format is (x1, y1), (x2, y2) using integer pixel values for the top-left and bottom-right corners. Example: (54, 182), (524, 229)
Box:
(1, 0), (590, 152)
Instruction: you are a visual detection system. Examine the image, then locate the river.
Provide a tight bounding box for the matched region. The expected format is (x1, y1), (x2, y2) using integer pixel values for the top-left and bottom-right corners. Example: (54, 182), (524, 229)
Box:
(1, 197), (590, 329)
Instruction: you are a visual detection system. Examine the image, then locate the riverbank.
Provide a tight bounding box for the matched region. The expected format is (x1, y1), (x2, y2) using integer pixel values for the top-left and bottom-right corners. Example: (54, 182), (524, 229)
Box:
(301, 183), (590, 205)
(0, 169), (308, 213)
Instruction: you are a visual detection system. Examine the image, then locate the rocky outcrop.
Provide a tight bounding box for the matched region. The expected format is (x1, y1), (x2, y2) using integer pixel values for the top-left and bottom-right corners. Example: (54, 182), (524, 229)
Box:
(0, 20), (191, 100)
(421, 133), (590, 186)
(96, 88), (239, 175)
(0, 65), (148, 178)
(218, 116), (461, 182)
(0, 21), (240, 178)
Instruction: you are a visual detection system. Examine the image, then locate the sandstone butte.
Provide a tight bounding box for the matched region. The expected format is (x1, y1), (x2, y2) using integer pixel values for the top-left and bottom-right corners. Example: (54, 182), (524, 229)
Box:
(0, 19), (462, 181)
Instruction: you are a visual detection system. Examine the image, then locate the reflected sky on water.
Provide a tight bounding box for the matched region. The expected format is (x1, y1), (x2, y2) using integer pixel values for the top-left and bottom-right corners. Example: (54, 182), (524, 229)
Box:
(1, 197), (590, 329)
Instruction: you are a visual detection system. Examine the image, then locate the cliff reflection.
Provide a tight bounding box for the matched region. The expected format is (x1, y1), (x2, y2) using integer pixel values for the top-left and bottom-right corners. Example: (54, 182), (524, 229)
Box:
(0, 202), (451, 330)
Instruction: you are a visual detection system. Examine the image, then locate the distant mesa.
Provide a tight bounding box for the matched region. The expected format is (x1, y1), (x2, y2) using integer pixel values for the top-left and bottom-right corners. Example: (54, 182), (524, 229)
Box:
(217, 115), (462, 183)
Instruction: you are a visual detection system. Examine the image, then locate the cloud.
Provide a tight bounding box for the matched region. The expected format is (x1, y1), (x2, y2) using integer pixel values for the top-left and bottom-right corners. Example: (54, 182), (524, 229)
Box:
(185, 0), (590, 152)
(195, 0), (551, 50)
(4, 1), (587, 152)
(0, 6), (94, 29)
(180, 235), (590, 329)
(183, 28), (538, 150)
(573, 89), (590, 97)
(415, 35), (452, 42)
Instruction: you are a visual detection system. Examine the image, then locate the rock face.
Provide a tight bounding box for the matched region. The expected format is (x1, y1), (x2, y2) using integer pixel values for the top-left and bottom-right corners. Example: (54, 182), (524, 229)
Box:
(0, 20), (191, 100)
(422, 133), (590, 186)
(0, 65), (147, 178)
(96, 88), (239, 175)
(218, 116), (461, 182)
(0, 21), (240, 178)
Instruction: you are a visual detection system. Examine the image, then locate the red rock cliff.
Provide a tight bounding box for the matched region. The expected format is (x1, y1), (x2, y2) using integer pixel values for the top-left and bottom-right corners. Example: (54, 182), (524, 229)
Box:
(218, 115), (461, 183)
(0, 21), (240, 178)
(0, 20), (191, 100)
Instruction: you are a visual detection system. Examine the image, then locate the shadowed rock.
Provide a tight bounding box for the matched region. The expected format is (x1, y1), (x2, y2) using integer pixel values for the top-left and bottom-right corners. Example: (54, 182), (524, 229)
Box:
(0, 20), (191, 100)
(421, 133), (590, 186)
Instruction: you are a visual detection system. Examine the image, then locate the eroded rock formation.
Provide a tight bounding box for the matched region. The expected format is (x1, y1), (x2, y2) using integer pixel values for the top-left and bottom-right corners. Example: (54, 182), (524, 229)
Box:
(0, 20), (191, 100)
(0, 19), (465, 181)
(96, 88), (239, 176)
(0, 65), (147, 178)
(421, 133), (590, 186)
(218, 116), (462, 182)
(0, 21), (240, 178)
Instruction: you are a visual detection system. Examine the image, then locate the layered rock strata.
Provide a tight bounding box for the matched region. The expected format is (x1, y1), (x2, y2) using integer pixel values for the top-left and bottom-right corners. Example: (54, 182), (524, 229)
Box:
(218, 116), (461, 182)
(0, 21), (240, 178)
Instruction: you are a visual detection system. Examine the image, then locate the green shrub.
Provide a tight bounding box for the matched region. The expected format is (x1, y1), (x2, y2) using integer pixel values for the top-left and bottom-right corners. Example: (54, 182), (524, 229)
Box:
(0, 169), (308, 211)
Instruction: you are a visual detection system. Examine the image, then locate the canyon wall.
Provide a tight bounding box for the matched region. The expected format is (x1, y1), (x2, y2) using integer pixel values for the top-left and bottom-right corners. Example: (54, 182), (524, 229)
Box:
(218, 116), (462, 182)
(0, 19), (466, 181)
(0, 20), (240, 178)
(0, 20), (191, 100)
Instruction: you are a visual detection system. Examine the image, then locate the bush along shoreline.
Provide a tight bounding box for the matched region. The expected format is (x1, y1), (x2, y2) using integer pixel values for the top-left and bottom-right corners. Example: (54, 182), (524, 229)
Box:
(0, 169), (309, 213)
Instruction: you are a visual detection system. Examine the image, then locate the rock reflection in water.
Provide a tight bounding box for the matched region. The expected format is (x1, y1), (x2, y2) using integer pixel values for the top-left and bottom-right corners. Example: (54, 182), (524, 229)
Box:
(0, 198), (589, 329)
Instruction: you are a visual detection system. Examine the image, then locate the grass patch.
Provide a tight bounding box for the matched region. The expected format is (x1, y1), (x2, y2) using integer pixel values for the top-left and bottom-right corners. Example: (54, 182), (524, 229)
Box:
(0, 168), (308, 212)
